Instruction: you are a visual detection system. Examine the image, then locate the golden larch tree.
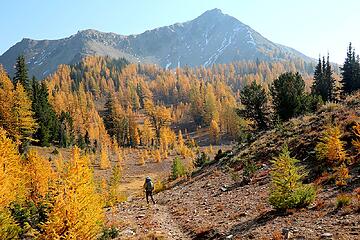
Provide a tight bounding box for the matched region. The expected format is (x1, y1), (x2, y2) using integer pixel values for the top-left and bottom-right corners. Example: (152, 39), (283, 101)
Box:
(209, 119), (220, 144)
(141, 118), (155, 147)
(315, 125), (347, 166)
(353, 121), (360, 153)
(0, 67), (15, 137)
(0, 128), (23, 208)
(42, 147), (103, 239)
(12, 82), (37, 142)
(24, 150), (55, 201)
(99, 144), (111, 170)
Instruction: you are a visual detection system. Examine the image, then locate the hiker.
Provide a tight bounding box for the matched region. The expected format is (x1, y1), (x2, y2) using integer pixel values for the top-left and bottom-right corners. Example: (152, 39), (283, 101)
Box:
(143, 176), (156, 204)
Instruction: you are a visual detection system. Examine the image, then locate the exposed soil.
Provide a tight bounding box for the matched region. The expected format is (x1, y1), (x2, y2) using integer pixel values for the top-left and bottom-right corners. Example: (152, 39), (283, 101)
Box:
(113, 163), (359, 239)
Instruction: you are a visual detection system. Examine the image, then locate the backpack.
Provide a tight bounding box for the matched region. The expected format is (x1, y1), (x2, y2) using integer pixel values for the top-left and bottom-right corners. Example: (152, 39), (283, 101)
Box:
(145, 179), (154, 191)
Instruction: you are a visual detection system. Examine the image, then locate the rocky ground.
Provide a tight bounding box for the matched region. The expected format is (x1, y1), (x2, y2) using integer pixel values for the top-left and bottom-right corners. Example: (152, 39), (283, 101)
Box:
(111, 163), (359, 239)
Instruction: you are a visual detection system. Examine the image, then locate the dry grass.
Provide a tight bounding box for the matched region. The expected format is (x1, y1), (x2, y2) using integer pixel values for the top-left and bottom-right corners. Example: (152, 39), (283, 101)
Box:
(336, 194), (352, 209)
(142, 231), (166, 240)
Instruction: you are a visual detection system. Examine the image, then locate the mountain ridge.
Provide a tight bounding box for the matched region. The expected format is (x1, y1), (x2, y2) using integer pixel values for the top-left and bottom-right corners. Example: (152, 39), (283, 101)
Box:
(0, 8), (314, 79)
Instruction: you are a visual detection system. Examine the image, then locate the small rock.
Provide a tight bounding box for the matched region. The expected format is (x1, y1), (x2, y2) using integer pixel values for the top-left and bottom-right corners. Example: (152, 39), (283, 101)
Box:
(238, 211), (248, 217)
(321, 232), (333, 238)
(220, 186), (227, 192)
(282, 228), (293, 239)
(120, 229), (135, 236)
(226, 234), (233, 239)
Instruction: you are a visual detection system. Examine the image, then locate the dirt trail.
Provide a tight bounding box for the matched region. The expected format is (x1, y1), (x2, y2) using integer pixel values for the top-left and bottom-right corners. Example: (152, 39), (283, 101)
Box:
(108, 196), (191, 239)
(151, 204), (190, 240)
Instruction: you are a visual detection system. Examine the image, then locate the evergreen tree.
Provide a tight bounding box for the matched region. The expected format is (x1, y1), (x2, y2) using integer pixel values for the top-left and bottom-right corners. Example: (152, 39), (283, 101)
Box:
(340, 43), (360, 94)
(31, 78), (60, 146)
(13, 55), (30, 92)
(325, 55), (337, 101)
(311, 58), (324, 98)
(312, 55), (336, 102)
(84, 131), (91, 150)
(58, 111), (74, 147)
(270, 72), (307, 121)
(239, 81), (269, 129)
(171, 157), (186, 180)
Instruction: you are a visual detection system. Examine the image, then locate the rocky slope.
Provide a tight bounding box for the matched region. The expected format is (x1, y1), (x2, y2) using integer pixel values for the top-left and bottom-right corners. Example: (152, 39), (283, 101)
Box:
(112, 94), (360, 239)
(0, 8), (313, 79)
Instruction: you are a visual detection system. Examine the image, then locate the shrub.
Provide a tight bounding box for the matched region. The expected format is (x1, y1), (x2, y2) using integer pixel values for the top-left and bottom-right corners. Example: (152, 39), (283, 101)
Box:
(194, 152), (210, 168)
(353, 121), (360, 153)
(315, 125), (347, 166)
(354, 188), (360, 212)
(243, 160), (258, 180)
(0, 210), (21, 240)
(336, 194), (352, 208)
(10, 200), (50, 236)
(335, 163), (350, 186)
(269, 145), (316, 210)
(154, 180), (166, 194)
(51, 148), (59, 155)
(318, 102), (342, 113)
(98, 226), (119, 240)
(171, 157), (186, 180)
(138, 155), (145, 166)
(154, 149), (161, 163)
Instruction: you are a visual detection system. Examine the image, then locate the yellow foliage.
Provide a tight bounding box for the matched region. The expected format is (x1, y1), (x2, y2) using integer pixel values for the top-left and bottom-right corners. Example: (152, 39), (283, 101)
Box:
(24, 150), (55, 201)
(177, 130), (184, 147)
(154, 149), (161, 163)
(335, 163), (350, 186)
(107, 163), (124, 206)
(54, 152), (65, 173)
(315, 125), (347, 166)
(177, 143), (195, 159)
(144, 99), (172, 141)
(133, 127), (141, 146)
(206, 145), (214, 155)
(42, 147), (103, 239)
(141, 118), (155, 147)
(0, 67), (15, 137)
(353, 122), (360, 153)
(13, 82), (37, 142)
(99, 145), (111, 170)
(100, 177), (109, 204)
(162, 149), (168, 159)
(0, 128), (23, 210)
(159, 126), (176, 152)
(209, 120), (220, 144)
(138, 155), (145, 166)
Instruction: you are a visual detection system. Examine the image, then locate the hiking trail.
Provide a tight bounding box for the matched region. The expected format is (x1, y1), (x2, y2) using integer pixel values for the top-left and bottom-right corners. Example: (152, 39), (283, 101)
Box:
(107, 195), (191, 239)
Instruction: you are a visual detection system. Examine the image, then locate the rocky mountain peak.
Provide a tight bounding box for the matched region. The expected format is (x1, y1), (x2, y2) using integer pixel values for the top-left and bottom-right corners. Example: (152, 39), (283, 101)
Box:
(0, 9), (313, 79)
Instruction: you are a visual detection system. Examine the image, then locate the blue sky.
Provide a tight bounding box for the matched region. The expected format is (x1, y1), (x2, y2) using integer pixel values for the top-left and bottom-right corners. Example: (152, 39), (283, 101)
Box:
(1, 0), (359, 63)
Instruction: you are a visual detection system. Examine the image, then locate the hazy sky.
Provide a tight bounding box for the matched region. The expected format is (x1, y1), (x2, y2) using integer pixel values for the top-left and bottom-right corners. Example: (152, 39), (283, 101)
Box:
(1, 0), (359, 63)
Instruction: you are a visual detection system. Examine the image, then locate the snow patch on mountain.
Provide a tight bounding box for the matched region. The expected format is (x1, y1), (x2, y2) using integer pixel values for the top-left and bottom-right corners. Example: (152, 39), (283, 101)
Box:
(165, 62), (172, 69)
(246, 29), (256, 46)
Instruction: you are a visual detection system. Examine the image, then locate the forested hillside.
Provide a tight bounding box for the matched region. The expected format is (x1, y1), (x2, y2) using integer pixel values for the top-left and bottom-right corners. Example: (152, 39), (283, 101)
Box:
(44, 55), (320, 147)
(0, 42), (359, 239)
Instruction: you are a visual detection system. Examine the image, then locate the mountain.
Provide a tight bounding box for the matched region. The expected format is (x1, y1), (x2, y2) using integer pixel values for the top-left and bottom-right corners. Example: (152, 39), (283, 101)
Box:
(0, 8), (313, 79)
